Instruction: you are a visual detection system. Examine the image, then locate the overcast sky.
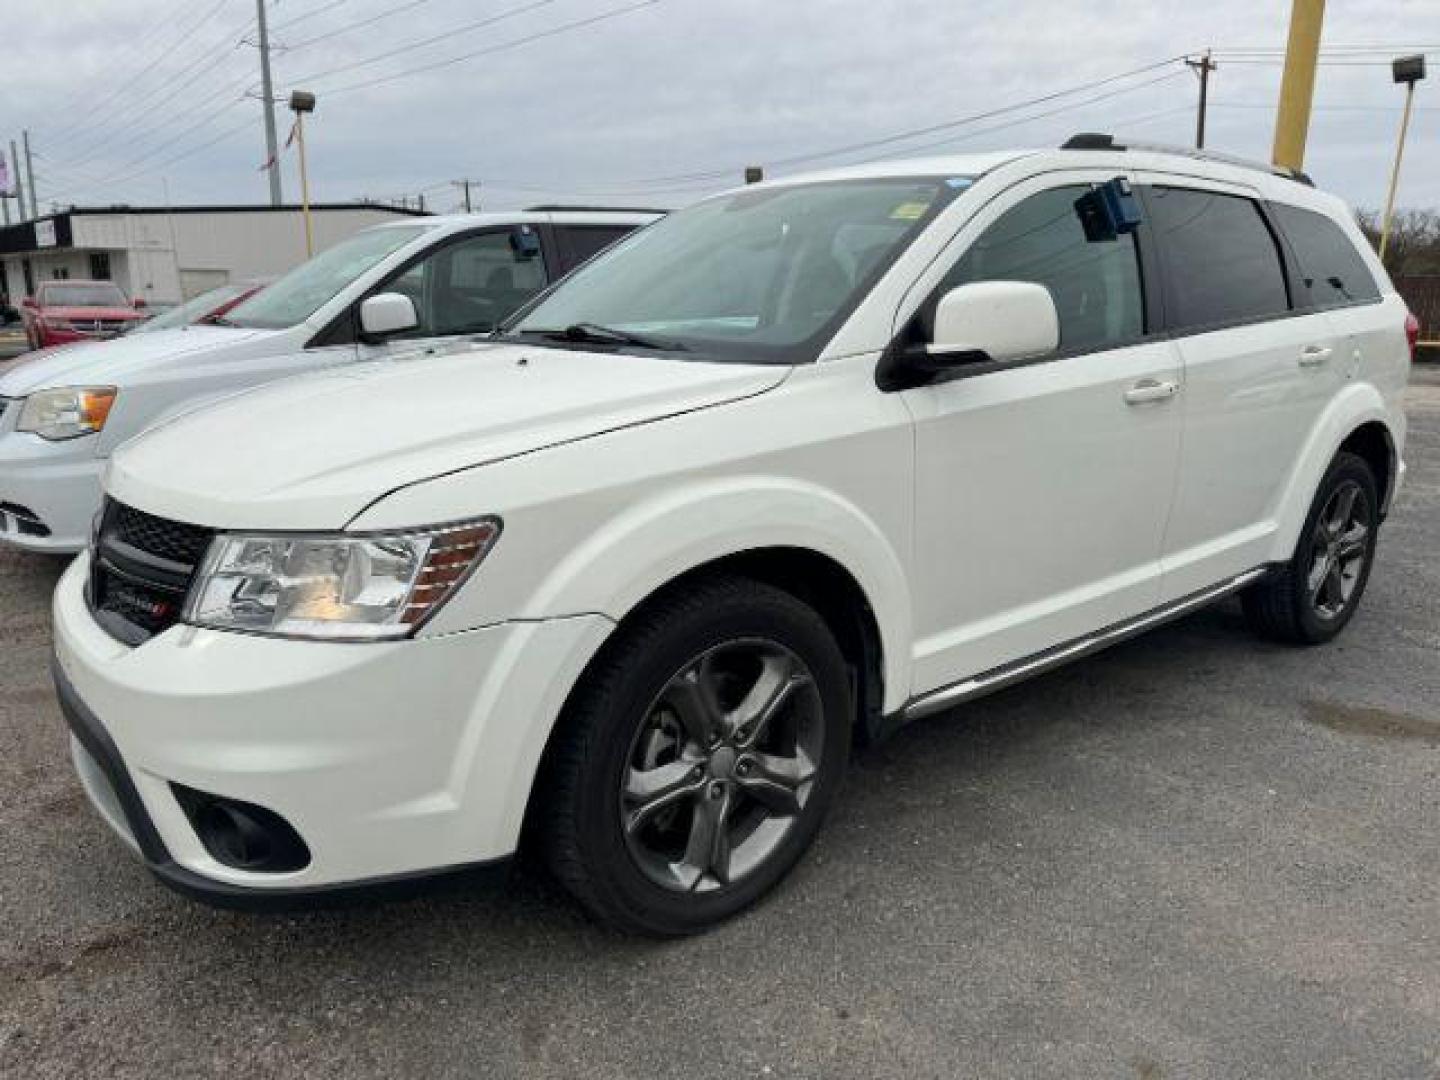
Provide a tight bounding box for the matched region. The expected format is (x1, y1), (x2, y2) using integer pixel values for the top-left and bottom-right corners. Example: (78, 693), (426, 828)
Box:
(6, 0), (1438, 216)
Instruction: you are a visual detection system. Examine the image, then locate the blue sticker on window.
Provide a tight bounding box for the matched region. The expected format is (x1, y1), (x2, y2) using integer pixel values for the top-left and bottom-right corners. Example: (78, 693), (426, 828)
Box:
(945, 177), (974, 190)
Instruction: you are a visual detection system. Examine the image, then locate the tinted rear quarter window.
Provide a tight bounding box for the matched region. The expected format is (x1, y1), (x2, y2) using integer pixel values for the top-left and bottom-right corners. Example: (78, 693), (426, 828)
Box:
(1271, 203), (1381, 308)
(1147, 186), (1290, 331)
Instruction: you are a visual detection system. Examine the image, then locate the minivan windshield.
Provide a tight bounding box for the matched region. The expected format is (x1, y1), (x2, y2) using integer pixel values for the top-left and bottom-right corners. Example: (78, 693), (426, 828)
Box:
(133, 283), (250, 333)
(223, 224), (432, 330)
(508, 177), (961, 363)
(42, 282), (129, 308)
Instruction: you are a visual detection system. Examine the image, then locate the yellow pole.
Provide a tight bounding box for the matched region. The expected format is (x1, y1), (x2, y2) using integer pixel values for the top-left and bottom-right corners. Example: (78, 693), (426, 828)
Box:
(1272, 0), (1326, 171)
(295, 113), (314, 257)
(1378, 79), (1417, 263)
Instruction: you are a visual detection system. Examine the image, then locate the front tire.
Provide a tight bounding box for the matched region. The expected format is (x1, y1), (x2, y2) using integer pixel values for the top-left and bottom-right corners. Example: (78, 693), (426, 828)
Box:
(1243, 451), (1379, 644)
(537, 575), (851, 936)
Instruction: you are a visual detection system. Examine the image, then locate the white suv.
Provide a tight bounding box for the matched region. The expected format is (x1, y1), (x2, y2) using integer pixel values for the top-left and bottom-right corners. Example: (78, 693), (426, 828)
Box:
(0, 209), (656, 552)
(51, 138), (1412, 935)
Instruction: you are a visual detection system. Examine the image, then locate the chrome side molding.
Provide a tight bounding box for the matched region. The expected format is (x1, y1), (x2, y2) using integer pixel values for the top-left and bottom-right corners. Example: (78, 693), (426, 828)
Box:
(903, 567), (1272, 721)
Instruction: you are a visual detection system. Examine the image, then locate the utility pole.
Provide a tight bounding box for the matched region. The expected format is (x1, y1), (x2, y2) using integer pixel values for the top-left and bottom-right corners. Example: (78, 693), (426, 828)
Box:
(256, 0), (283, 206)
(418, 193), (426, 213)
(9, 141), (26, 223)
(454, 179), (478, 212)
(1272, 0), (1326, 171)
(1186, 51), (1218, 149)
(21, 130), (38, 218)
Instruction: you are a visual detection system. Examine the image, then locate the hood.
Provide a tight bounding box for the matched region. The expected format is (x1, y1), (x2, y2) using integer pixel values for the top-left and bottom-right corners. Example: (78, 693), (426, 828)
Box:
(42, 305), (146, 321)
(107, 342), (789, 530)
(0, 325), (284, 397)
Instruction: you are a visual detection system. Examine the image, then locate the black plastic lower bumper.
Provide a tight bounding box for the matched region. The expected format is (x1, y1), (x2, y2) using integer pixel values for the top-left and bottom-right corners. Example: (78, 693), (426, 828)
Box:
(52, 654), (512, 912)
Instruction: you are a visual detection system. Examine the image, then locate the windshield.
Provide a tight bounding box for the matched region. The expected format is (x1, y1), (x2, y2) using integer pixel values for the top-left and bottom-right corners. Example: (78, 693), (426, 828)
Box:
(224, 225), (432, 329)
(42, 282), (128, 308)
(510, 177), (960, 363)
(134, 283), (249, 333)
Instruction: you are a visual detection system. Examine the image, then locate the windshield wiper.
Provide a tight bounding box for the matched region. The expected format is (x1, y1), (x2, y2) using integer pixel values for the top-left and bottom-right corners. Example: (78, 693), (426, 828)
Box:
(535, 322), (687, 352)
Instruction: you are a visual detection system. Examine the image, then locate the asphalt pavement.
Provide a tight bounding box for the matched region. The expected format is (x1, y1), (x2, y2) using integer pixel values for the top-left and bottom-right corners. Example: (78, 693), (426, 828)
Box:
(1, 367), (1437, 1079)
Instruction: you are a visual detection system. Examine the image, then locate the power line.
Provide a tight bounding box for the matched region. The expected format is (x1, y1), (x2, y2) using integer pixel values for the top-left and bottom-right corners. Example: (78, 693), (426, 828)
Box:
(288, 0), (558, 85)
(1211, 101), (1439, 112)
(607, 54), (1190, 189)
(442, 61), (1195, 200)
(271, 0), (349, 32)
(44, 0), (236, 149)
(282, 0), (438, 51)
(83, 115), (258, 196)
(56, 35), (254, 174)
(46, 71), (257, 181)
(319, 0), (663, 95)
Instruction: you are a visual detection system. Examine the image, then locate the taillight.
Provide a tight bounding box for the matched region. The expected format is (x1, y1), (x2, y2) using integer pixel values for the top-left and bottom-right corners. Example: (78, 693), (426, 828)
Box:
(1404, 311), (1420, 362)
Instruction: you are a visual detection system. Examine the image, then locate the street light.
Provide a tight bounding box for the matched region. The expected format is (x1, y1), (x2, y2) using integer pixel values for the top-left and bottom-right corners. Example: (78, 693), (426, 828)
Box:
(289, 90), (317, 257)
(1379, 55), (1426, 263)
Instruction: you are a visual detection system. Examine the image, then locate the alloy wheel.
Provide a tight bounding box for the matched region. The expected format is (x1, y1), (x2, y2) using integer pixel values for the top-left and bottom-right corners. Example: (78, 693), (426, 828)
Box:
(619, 638), (825, 894)
(1307, 479), (1371, 620)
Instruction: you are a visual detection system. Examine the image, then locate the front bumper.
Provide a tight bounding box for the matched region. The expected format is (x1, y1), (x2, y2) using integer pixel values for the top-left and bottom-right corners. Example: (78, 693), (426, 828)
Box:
(52, 554), (614, 905)
(0, 429), (104, 552)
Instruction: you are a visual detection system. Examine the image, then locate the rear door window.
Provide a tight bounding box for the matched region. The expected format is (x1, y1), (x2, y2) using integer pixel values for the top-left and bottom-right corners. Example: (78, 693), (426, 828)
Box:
(1271, 203), (1381, 308)
(1146, 186), (1291, 331)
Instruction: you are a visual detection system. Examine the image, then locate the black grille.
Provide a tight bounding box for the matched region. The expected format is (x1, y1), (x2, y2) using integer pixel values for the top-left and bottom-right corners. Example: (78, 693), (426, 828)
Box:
(109, 502), (214, 565)
(88, 499), (215, 645)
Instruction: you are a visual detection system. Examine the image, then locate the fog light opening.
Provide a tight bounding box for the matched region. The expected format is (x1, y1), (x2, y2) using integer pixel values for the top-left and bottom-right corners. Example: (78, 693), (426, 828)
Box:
(172, 785), (311, 873)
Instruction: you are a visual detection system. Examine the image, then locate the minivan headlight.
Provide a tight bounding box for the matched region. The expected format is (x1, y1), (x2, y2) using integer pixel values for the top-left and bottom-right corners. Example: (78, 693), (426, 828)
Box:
(17, 387), (117, 440)
(184, 519), (501, 641)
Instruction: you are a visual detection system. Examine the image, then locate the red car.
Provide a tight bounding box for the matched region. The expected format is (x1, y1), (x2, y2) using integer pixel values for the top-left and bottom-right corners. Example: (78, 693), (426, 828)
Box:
(21, 280), (147, 350)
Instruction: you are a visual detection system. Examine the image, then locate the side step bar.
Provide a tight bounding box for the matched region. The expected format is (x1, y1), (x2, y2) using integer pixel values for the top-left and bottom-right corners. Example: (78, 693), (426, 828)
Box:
(903, 567), (1271, 722)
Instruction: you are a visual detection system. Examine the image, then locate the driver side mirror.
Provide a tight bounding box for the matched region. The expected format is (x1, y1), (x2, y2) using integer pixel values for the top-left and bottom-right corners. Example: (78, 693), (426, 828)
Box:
(920, 280), (1060, 369)
(21, 296), (36, 309)
(132, 297), (147, 310)
(358, 292), (419, 341)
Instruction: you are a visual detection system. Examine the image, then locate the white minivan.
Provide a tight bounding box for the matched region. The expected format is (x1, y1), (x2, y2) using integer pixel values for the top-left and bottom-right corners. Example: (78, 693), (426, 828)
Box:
(0, 209), (657, 551)
(51, 138), (1412, 935)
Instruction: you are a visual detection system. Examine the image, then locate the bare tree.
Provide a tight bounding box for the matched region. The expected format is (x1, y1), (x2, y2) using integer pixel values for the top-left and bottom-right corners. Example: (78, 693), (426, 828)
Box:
(1357, 208), (1440, 277)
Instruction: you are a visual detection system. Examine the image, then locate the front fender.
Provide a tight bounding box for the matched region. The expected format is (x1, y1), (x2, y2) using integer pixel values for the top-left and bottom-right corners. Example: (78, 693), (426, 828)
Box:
(1267, 381), (1399, 563)
(390, 473), (915, 715)
(530, 478), (913, 713)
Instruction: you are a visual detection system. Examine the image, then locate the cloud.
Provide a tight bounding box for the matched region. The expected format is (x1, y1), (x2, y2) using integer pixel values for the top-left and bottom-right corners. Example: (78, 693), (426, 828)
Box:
(7, 0), (1438, 213)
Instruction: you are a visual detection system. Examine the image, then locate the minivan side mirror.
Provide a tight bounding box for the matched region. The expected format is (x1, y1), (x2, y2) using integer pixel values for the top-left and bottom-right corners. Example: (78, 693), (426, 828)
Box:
(21, 296), (36, 309)
(358, 292), (419, 340)
(927, 280), (1058, 366)
(132, 297), (147, 310)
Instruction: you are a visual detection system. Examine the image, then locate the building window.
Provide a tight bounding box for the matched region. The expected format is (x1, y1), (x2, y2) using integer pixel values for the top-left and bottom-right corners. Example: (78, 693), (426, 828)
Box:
(89, 252), (112, 280)
(52, 267), (70, 280)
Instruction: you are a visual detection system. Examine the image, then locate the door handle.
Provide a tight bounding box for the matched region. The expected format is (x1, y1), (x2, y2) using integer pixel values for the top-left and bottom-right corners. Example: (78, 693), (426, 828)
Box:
(1124, 378), (1180, 405)
(1299, 345), (1333, 367)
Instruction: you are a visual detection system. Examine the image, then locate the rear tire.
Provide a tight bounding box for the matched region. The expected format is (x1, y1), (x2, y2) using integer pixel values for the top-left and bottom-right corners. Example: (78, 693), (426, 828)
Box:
(536, 575), (851, 936)
(1242, 451), (1379, 645)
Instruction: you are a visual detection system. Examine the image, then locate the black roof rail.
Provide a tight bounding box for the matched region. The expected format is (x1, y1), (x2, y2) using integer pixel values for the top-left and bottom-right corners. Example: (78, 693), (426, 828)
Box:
(1060, 132), (1314, 186)
(524, 204), (670, 214)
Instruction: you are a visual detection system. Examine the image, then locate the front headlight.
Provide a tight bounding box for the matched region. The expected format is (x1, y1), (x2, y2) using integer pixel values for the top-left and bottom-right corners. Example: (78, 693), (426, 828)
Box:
(184, 519), (501, 641)
(17, 386), (118, 440)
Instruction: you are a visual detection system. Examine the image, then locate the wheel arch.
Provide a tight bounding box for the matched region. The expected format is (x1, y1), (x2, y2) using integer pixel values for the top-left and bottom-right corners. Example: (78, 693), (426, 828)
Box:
(1269, 384), (1400, 562)
(517, 544), (892, 859)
